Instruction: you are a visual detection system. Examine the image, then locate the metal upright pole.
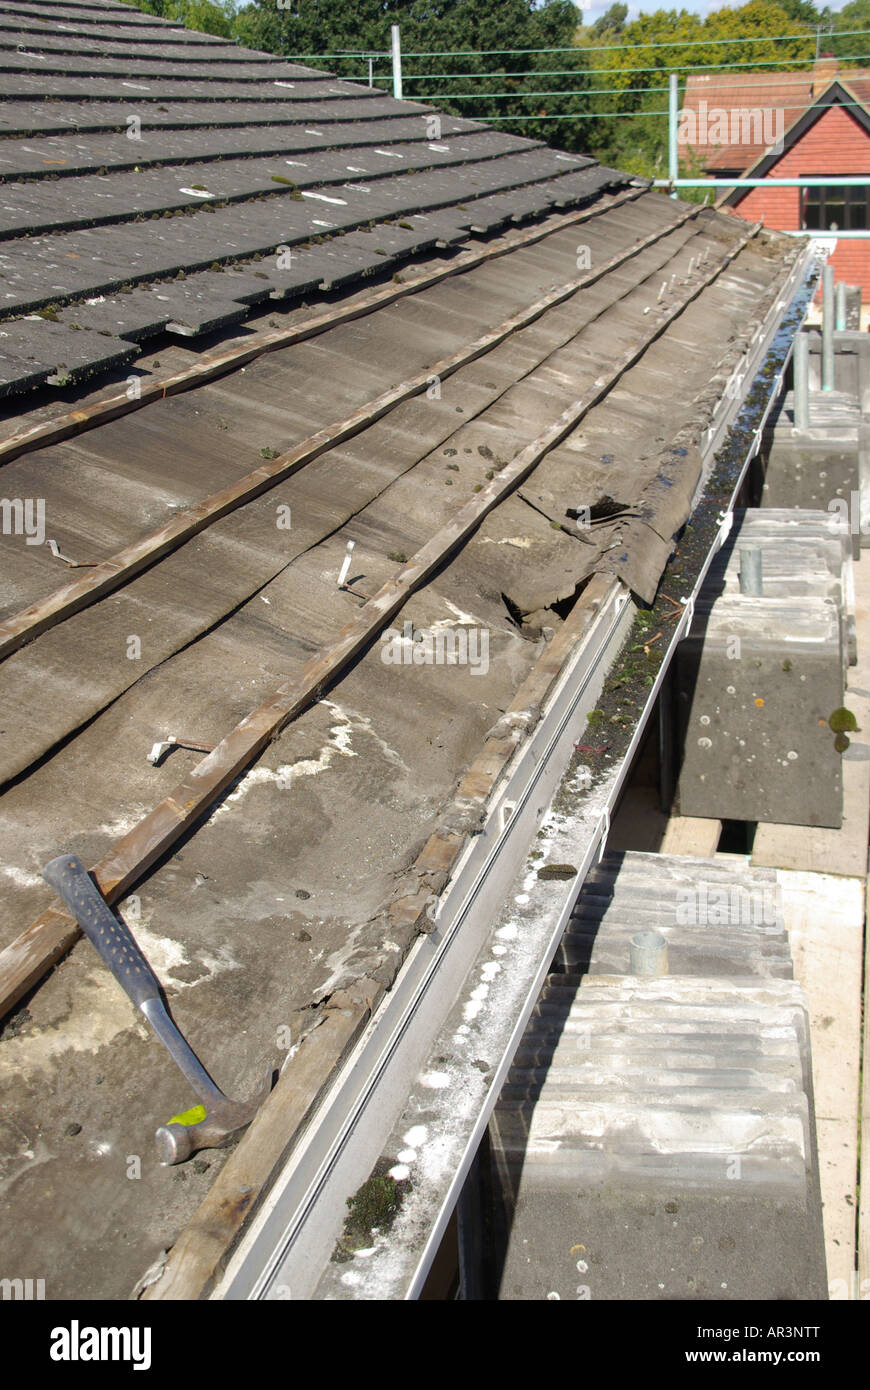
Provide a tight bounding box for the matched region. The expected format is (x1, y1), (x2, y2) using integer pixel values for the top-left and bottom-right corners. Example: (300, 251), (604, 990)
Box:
(835, 280), (847, 331)
(668, 74), (679, 199)
(821, 264), (835, 391)
(391, 25), (403, 101)
(793, 332), (810, 430)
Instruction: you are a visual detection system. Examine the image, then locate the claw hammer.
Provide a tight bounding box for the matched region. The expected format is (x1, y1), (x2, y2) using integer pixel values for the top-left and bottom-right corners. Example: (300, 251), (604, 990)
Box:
(43, 853), (273, 1164)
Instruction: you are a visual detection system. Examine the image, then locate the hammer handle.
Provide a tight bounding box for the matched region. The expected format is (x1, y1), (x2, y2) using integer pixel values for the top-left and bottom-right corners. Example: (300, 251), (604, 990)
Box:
(43, 853), (162, 1011)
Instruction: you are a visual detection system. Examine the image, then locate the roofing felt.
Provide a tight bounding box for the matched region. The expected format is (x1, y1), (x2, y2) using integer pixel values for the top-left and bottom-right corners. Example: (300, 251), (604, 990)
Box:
(0, 0), (630, 398)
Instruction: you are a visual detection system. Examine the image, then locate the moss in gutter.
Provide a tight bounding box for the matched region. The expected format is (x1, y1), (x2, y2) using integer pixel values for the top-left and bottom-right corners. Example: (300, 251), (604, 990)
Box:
(331, 1159), (411, 1263)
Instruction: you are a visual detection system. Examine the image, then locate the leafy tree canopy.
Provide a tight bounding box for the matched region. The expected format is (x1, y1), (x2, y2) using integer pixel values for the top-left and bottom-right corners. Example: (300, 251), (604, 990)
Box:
(578, 0), (820, 178)
(825, 0), (870, 56)
(120, 0), (235, 37)
(591, 3), (628, 38)
(230, 0), (592, 151)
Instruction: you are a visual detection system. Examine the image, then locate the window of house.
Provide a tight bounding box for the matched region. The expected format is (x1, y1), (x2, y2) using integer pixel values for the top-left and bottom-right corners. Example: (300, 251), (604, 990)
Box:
(802, 180), (869, 231)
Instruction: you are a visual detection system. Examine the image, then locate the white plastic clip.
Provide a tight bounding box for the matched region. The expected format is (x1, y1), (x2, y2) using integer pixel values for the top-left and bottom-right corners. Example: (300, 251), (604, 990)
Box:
(337, 540), (354, 588)
(147, 734), (214, 766)
(46, 538), (95, 568)
(147, 737), (177, 765)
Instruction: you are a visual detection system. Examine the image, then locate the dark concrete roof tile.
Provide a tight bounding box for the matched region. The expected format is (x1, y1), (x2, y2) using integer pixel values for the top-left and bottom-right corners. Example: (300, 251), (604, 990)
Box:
(0, 0), (642, 396)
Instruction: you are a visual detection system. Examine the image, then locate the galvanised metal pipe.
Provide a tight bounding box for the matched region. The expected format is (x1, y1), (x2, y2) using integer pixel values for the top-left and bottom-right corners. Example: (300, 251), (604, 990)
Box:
(668, 74), (679, 200)
(822, 264), (835, 391)
(738, 546), (763, 596)
(793, 332), (810, 430)
(836, 281), (847, 330)
(391, 25), (403, 101)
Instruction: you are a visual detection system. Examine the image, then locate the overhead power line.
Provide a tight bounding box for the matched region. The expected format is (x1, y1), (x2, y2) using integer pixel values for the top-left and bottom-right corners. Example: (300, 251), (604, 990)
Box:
(374, 75), (864, 97)
(400, 32), (865, 57)
(364, 51), (870, 82)
(423, 88), (640, 101)
(481, 99), (870, 122)
(287, 30), (870, 62)
(426, 83), (673, 99)
(480, 111), (668, 121)
(425, 92), (870, 106)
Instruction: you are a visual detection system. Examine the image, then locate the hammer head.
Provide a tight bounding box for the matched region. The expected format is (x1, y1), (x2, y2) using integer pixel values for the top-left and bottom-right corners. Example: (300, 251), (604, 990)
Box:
(154, 1068), (274, 1165)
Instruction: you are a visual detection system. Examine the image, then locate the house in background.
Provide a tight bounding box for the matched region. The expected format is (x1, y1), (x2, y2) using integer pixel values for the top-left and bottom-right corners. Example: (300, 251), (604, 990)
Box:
(681, 59), (870, 324)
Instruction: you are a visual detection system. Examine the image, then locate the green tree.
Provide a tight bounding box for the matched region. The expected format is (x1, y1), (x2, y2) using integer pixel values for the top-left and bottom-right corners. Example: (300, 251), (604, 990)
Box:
(827, 0), (870, 59)
(583, 1), (817, 180)
(591, 4), (628, 38)
(119, 0), (235, 37)
(233, 0), (594, 152)
(776, 0), (822, 24)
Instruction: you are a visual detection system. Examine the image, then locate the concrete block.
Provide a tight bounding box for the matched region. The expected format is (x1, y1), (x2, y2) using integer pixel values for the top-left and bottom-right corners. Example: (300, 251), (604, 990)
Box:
(675, 596), (844, 828)
(707, 508), (856, 670)
(492, 1183), (827, 1300)
(761, 388), (869, 555)
(486, 852), (827, 1300)
(752, 547), (870, 879)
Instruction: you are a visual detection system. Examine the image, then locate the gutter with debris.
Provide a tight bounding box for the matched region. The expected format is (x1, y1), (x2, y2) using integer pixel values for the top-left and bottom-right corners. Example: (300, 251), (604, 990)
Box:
(208, 239), (826, 1301)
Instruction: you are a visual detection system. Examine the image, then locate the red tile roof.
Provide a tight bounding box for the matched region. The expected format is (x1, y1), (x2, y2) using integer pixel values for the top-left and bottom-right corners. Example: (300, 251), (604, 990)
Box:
(682, 68), (870, 171)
